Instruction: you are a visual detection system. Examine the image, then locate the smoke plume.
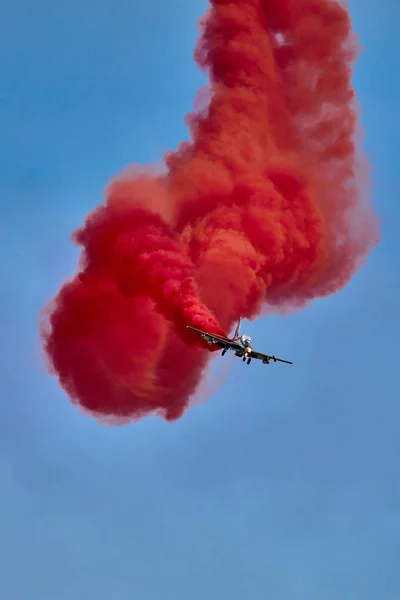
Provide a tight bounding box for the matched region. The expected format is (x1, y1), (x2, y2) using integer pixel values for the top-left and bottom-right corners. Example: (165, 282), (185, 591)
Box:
(41, 0), (378, 422)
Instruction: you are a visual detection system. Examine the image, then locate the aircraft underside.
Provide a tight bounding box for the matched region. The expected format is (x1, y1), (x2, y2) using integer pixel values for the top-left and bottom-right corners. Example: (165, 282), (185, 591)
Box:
(234, 349), (252, 365)
(214, 340), (266, 365)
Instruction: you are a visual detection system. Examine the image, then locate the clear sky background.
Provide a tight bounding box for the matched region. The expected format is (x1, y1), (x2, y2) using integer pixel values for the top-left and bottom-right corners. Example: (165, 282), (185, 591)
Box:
(1, 1), (399, 599)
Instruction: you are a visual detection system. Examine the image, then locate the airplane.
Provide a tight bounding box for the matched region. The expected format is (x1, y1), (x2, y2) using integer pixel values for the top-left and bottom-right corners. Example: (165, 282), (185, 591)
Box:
(186, 317), (293, 366)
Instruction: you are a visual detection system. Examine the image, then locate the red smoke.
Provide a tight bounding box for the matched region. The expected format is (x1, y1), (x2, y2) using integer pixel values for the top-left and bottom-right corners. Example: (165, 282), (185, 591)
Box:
(41, 0), (378, 422)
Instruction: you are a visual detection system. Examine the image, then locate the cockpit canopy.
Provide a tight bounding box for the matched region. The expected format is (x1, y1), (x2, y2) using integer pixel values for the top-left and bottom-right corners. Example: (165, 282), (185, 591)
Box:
(241, 334), (252, 346)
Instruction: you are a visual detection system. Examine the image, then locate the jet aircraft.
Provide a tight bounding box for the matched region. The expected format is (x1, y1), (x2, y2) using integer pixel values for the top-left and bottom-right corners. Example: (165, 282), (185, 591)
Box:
(187, 317), (293, 366)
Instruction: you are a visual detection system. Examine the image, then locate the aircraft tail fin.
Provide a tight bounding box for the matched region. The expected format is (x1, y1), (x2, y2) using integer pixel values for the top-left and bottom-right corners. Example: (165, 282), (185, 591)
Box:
(234, 317), (242, 339)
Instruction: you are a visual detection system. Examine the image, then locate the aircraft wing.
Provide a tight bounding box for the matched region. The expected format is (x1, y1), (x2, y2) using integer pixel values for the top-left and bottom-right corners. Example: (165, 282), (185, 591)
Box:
(186, 326), (241, 350)
(250, 349), (293, 365)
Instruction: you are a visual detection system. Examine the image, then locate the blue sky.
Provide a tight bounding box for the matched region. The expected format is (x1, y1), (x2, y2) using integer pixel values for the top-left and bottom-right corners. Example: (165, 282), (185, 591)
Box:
(1, 1), (399, 598)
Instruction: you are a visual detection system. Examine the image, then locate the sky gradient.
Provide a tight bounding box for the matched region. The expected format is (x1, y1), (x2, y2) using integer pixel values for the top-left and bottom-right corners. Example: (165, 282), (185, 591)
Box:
(1, 1), (399, 598)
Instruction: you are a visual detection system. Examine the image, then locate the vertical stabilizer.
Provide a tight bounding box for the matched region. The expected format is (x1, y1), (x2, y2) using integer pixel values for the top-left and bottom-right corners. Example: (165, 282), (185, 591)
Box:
(234, 317), (242, 339)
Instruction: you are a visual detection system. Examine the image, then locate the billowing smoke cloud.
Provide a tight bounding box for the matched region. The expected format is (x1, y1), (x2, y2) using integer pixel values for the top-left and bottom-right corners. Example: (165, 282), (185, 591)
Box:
(41, 0), (378, 422)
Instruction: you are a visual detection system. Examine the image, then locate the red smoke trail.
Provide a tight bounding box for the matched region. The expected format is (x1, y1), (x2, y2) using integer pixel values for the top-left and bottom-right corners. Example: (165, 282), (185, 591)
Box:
(41, 0), (378, 422)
